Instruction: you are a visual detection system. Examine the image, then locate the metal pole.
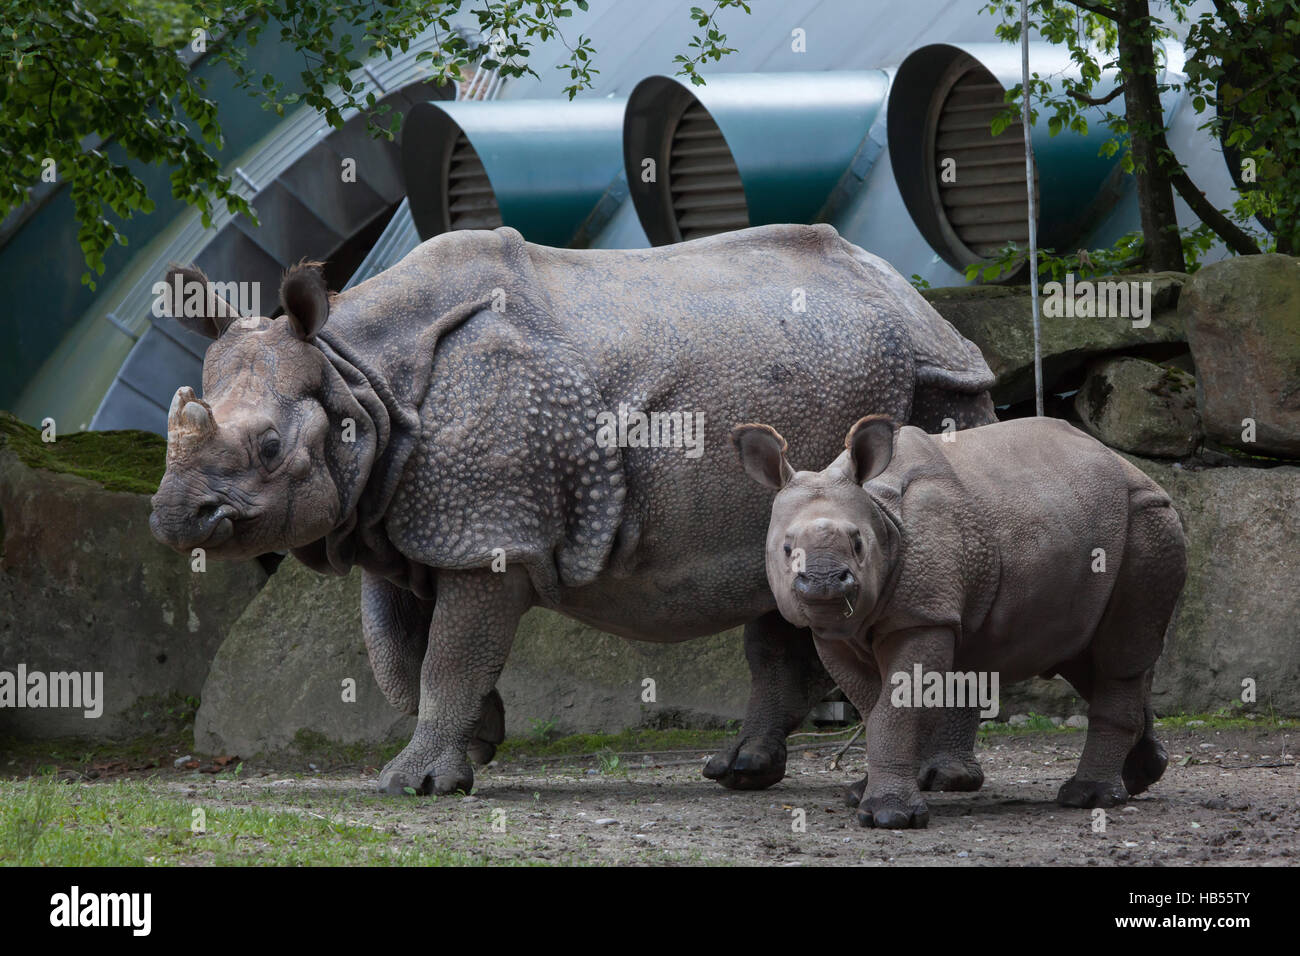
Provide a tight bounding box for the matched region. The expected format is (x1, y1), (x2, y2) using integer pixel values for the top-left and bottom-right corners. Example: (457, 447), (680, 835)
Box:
(1021, 0), (1044, 417)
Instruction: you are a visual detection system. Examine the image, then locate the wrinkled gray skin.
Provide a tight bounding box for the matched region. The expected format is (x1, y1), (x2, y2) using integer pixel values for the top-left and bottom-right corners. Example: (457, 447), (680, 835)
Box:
(735, 415), (1187, 828)
(150, 223), (998, 796)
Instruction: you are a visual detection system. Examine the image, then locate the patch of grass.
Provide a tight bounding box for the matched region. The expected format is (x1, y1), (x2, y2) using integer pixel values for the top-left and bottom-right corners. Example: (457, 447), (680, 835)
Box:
(1154, 711), (1297, 731)
(0, 775), (528, 866)
(0, 411), (165, 495)
(495, 727), (731, 761)
(979, 712), (1072, 736)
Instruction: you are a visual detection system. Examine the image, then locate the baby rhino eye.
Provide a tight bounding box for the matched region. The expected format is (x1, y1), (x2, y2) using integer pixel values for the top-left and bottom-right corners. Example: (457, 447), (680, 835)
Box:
(783, 543), (792, 557)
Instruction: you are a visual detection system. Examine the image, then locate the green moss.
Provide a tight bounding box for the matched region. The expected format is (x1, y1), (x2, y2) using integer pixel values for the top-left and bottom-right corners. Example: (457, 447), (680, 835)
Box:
(0, 411), (165, 495)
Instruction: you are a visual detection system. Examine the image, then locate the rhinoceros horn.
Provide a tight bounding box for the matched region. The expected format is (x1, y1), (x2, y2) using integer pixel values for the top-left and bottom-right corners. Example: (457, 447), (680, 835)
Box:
(167, 386), (217, 462)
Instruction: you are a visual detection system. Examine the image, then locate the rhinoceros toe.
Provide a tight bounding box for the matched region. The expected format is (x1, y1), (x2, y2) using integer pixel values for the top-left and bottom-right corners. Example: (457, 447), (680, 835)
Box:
(703, 737), (786, 790)
(1057, 776), (1128, 809)
(379, 757), (474, 797)
(857, 794), (930, 829)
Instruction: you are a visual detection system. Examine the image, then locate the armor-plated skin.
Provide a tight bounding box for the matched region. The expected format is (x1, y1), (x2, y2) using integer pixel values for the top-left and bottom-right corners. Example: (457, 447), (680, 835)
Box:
(736, 415), (1187, 827)
(150, 224), (997, 796)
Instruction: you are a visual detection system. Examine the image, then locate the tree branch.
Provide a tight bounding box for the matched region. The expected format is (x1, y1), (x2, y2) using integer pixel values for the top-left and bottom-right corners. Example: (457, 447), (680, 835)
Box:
(1068, 83), (1125, 106)
(1068, 0), (1120, 21)
(1165, 161), (1262, 255)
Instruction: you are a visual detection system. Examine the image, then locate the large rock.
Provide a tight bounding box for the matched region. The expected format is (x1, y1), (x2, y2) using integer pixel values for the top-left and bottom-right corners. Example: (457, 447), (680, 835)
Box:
(1074, 356), (1201, 458)
(0, 413), (267, 739)
(1131, 456), (1300, 716)
(195, 556), (750, 756)
(1181, 254), (1300, 458)
(923, 273), (1187, 404)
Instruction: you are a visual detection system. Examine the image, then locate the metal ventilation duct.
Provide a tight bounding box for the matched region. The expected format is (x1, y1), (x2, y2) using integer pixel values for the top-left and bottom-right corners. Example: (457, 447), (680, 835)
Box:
(889, 42), (1140, 273)
(401, 99), (626, 247)
(624, 72), (890, 246)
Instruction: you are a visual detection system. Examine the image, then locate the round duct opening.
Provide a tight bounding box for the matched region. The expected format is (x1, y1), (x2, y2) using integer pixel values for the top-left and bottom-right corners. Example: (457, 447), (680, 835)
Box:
(625, 72), (890, 247)
(929, 58), (1037, 263)
(892, 51), (1038, 272)
(402, 106), (503, 237)
(891, 43), (1130, 277)
(624, 77), (748, 244)
(401, 98), (627, 246)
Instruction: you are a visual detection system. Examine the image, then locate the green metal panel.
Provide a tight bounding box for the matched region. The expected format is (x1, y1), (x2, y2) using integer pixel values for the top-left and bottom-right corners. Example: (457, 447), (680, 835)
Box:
(623, 71), (889, 245)
(402, 98), (627, 248)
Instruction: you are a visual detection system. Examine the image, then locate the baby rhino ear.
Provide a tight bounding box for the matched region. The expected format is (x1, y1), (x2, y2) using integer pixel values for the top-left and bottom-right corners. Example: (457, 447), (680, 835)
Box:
(845, 415), (897, 484)
(732, 423), (795, 490)
(280, 260), (330, 341)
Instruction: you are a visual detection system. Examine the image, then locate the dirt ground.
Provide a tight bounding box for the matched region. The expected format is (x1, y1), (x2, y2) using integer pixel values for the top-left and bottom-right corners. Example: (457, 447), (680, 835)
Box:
(148, 726), (1299, 865)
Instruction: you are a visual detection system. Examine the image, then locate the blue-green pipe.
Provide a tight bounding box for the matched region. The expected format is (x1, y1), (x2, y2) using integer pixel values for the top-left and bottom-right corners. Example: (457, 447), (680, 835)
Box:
(623, 71), (890, 245)
(401, 98), (627, 248)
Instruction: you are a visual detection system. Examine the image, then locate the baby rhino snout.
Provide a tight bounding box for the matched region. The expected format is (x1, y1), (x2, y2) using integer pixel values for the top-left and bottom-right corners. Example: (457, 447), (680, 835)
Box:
(793, 566), (857, 601)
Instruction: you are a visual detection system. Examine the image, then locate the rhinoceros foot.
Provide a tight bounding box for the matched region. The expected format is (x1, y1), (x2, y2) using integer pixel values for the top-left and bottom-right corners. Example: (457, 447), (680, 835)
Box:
(1122, 735), (1168, 796)
(703, 736), (787, 790)
(856, 792), (930, 829)
(917, 753), (985, 792)
(844, 775), (868, 807)
(1056, 776), (1128, 809)
(379, 751), (474, 797)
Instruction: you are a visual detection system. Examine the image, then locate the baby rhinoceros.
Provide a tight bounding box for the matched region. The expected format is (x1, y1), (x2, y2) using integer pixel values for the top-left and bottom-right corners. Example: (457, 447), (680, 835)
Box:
(733, 415), (1187, 829)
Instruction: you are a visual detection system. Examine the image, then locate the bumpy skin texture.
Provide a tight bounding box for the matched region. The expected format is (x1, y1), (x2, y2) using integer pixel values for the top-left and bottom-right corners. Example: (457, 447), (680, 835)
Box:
(150, 225), (997, 796)
(737, 416), (1187, 827)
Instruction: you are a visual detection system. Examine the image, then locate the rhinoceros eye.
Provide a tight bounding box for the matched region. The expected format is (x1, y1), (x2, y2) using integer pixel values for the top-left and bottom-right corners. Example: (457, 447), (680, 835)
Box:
(783, 543), (792, 557)
(259, 430), (282, 467)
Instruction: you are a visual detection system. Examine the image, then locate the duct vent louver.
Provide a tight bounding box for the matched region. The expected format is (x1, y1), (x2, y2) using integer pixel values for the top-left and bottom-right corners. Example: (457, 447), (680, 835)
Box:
(447, 131), (503, 231)
(668, 103), (749, 240)
(932, 62), (1037, 261)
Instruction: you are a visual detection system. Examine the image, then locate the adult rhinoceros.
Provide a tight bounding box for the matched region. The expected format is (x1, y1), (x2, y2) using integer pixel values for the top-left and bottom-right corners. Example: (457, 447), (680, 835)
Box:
(150, 223), (996, 796)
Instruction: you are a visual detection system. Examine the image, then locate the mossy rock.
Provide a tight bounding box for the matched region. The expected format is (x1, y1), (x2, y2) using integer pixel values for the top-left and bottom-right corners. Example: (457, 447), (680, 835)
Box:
(0, 411), (165, 495)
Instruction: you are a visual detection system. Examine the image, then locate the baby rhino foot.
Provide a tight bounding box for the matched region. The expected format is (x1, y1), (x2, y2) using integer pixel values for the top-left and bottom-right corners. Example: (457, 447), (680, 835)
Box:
(918, 754), (984, 792)
(704, 736), (787, 790)
(1057, 776), (1127, 809)
(844, 774), (868, 807)
(857, 792), (930, 829)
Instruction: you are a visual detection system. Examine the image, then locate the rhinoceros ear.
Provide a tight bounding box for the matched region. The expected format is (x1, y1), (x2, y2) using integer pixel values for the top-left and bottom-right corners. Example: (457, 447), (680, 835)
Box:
(162, 264), (240, 339)
(732, 423), (795, 490)
(280, 260), (330, 341)
(846, 415), (896, 484)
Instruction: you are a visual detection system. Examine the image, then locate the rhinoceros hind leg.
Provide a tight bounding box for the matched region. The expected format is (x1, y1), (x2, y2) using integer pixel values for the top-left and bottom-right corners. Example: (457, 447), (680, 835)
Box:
(1122, 704), (1168, 796)
(467, 688), (506, 766)
(917, 706), (985, 791)
(361, 570), (433, 716)
(704, 611), (834, 790)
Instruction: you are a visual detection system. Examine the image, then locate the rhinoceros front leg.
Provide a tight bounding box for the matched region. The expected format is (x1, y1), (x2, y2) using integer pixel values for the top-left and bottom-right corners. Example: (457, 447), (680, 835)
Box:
(857, 626), (958, 829)
(363, 570), (506, 765)
(378, 565), (532, 796)
(704, 611), (835, 790)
